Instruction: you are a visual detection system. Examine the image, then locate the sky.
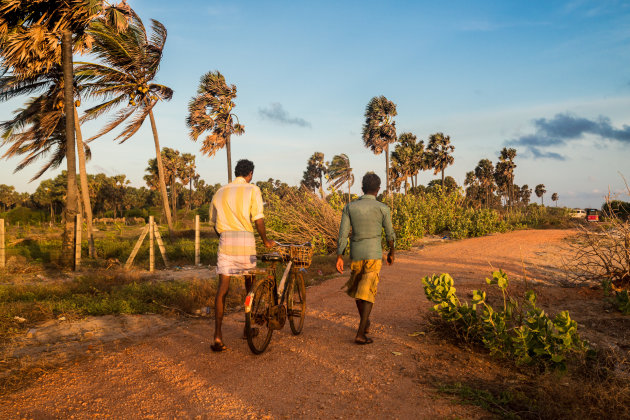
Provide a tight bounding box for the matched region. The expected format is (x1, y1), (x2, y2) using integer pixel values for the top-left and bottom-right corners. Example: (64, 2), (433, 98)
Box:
(1, 0), (629, 208)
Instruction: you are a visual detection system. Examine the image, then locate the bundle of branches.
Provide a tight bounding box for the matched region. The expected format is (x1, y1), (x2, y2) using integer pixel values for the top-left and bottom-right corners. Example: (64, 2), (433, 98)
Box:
(263, 188), (341, 254)
(564, 183), (630, 290)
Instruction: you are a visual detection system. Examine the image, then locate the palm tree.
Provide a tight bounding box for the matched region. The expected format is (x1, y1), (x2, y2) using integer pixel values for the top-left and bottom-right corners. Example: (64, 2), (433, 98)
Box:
(535, 184), (547, 205)
(0, 70), (101, 257)
(327, 154), (354, 204)
(496, 147), (517, 207)
(426, 132), (455, 188)
(76, 14), (174, 234)
(391, 132), (425, 192)
(301, 152), (327, 199)
(187, 71), (244, 183)
(0, 1), (130, 265)
(362, 96), (397, 195)
(474, 159), (495, 208)
(551, 193), (559, 206)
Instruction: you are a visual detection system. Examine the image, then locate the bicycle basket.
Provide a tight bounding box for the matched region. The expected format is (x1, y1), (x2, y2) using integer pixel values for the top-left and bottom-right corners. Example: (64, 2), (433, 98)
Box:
(277, 245), (313, 268)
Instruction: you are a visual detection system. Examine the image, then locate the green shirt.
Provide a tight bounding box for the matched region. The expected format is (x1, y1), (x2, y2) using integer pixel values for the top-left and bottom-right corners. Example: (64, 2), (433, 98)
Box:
(337, 195), (395, 261)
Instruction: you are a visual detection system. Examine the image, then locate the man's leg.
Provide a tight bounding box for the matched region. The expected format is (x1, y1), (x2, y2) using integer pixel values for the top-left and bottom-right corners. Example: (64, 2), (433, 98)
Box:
(214, 274), (231, 346)
(355, 299), (373, 344)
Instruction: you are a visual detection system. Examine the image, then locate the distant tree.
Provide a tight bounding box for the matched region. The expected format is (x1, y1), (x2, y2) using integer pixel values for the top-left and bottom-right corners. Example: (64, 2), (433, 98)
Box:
(327, 154), (354, 203)
(535, 184), (547, 205)
(495, 148), (517, 207)
(390, 132), (426, 192)
(301, 152), (327, 199)
(427, 176), (458, 193)
(517, 184), (532, 207)
(426, 132), (455, 187)
(362, 96), (397, 194)
(464, 171), (483, 207)
(474, 159), (496, 208)
(187, 71), (244, 183)
(551, 193), (559, 206)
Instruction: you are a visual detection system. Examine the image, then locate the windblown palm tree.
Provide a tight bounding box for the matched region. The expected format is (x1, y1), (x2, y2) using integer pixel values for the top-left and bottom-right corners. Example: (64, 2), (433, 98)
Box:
(426, 132), (455, 188)
(551, 192), (559, 207)
(76, 13), (174, 233)
(327, 154), (354, 204)
(0, 1), (130, 264)
(187, 71), (244, 183)
(362, 96), (397, 195)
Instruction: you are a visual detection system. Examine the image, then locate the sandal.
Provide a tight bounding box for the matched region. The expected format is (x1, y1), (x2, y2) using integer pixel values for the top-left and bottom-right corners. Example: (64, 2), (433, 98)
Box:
(355, 337), (374, 345)
(211, 341), (228, 352)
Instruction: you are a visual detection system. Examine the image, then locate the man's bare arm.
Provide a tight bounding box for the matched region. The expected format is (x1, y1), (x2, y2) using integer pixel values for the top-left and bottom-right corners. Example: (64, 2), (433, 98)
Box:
(386, 239), (395, 265)
(254, 218), (275, 248)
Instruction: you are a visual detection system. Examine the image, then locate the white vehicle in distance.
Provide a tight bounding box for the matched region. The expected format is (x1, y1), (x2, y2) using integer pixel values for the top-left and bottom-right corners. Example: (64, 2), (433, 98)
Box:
(570, 208), (586, 219)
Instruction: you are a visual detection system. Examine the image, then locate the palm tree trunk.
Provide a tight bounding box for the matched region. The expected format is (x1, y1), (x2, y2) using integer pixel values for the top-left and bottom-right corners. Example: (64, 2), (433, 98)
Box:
(61, 30), (79, 268)
(441, 169), (445, 188)
(148, 108), (174, 235)
(74, 106), (96, 258)
(319, 174), (325, 199)
(226, 134), (232, 183)
(171, 178), (177, 222)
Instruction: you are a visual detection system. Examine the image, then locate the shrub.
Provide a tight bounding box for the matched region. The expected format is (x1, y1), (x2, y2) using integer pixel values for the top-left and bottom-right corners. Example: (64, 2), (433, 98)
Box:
(422, 270), (590, 369)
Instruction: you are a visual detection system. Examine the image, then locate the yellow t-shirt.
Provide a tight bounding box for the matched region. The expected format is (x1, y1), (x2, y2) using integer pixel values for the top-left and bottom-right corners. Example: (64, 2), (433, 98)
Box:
(209, 177), (264, 234)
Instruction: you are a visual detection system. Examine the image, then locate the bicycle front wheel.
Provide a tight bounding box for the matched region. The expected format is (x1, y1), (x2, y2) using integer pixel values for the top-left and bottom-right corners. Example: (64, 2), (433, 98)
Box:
(287, 271), (306, 335)
(245, 280), (274, 354)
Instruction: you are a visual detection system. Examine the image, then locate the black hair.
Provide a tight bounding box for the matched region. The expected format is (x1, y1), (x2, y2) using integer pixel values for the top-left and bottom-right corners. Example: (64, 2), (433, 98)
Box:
(235, 159), (255, 178)
(362, 172), (381, 194)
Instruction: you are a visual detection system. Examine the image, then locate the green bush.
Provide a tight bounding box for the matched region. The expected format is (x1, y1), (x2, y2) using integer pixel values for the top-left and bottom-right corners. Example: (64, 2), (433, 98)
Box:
(1, 206), (47, 225)
(422, 270), (589, 369)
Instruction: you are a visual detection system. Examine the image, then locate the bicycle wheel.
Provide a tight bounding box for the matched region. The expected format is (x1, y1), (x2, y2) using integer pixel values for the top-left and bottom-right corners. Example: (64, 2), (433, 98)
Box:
(245, 280), (274, 354)
(287, 270), (306, 335)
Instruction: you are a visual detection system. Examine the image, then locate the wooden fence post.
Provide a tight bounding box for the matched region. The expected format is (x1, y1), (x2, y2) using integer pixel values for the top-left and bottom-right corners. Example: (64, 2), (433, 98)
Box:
(74, 213), (82, 270)
(0, 219), (5, 268)
(153, 224), (169, 268)
(195, 215), (200, 266)
(149, 216), (154, 272)
(124, 224), (150, 270)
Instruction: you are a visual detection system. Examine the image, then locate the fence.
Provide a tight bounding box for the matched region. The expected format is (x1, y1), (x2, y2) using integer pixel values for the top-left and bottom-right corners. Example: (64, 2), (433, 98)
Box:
(0, 215), (206, 272)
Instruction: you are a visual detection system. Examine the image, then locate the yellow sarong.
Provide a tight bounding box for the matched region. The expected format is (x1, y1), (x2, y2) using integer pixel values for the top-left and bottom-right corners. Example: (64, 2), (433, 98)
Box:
(343, 259), (382, 303)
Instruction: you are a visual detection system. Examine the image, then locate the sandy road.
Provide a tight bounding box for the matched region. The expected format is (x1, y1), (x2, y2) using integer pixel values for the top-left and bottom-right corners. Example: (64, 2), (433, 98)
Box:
(0, 229), (575, 419)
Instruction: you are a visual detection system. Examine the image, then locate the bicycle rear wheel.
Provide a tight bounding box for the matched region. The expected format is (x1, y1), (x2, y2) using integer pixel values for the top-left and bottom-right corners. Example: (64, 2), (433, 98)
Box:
(287, 271), (306, 335)
(245, 280), (274, 354)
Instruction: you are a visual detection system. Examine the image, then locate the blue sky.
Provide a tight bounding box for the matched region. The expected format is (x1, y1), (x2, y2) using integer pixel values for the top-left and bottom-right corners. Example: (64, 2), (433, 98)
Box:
(1, 0), (629, 208)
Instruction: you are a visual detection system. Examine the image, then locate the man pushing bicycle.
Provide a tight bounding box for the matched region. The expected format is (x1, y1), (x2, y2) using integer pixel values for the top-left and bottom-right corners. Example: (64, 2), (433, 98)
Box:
(336, 172), (395, 345)
(209, 159), (275, 352)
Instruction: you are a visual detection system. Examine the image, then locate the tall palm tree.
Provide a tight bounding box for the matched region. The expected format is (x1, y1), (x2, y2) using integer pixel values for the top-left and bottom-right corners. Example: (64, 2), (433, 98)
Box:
(0, 1), (130, 265)
(327, 154), (354, 204)
(187, 71), (244, 183)
(391, 132), (425, 192)
(362, 96), (397, 195)
(551, 192), (559, 206)
(474, 159), (495, 208)
(535, 184), (547, 205)
(426, 132), (455, 188)
(76, 14), (174, 234)
(496, 147), (517, 207)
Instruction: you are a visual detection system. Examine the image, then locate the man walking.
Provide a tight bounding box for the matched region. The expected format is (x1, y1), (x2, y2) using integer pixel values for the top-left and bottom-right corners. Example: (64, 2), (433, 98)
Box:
(336, 172), (395, 344)
(209, 159), (274, 352)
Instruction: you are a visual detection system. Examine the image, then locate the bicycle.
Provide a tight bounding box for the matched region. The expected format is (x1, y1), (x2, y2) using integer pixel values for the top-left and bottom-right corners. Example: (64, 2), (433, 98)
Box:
(244, 242), (312, 354)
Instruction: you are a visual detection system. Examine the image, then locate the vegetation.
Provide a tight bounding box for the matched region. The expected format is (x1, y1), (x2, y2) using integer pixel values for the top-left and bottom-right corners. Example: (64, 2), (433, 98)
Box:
(187, 70), (244, 183)
(362, 96), (397, 194)
(423, 270), (590, 370)
(326, 154), (354, 203)
(301, 152), (327, 199)
(426, 132), (455, 188)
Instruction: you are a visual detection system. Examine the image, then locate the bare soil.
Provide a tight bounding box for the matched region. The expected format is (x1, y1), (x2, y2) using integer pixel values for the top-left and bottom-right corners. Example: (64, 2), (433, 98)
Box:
(1, 229), (629, 419)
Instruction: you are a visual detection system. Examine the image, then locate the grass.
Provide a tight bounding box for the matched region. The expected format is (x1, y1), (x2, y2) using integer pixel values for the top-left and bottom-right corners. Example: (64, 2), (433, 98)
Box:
(0, 270), (249, 339)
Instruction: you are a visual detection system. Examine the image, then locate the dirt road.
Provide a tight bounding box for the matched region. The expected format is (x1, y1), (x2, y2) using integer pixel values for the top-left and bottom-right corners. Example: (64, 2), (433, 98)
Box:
(0, 230), (584, 418)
